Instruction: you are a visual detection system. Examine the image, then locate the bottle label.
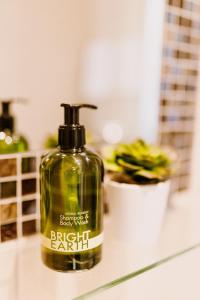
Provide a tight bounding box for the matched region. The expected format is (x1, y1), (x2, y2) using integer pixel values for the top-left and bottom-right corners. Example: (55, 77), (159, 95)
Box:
(41, 230), (103, 253)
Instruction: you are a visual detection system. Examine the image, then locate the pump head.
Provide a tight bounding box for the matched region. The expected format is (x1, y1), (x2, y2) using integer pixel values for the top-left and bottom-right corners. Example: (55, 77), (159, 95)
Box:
(0, 98), (27, 133)
(59, 103), (97, 149)
(0, 100), (14, 133)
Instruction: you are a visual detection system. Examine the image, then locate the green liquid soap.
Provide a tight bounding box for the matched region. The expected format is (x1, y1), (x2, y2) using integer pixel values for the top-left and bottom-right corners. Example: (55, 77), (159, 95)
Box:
(40, 103), (104, 272)
(0, 100), (29, 154)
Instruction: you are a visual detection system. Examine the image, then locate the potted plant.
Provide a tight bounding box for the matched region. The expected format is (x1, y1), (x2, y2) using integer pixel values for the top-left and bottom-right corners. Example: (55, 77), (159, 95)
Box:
(103, 139), (174, 245)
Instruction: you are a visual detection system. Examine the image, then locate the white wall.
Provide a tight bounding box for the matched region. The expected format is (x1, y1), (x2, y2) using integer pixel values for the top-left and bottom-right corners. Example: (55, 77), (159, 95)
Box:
(78, 0), (165, 144)
(0, 0), (165, 149)
(77, 0), (145, 143)
(0, 0), (85, 149)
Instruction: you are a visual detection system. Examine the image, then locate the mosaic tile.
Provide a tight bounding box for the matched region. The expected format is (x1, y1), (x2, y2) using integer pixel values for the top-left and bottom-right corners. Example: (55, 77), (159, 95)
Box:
(0, 159), (17, 177)
(22, 179), (37, 195)
(22, 200), (36, 216)
(22, 157), (36, 174)
(0, 181), (17, 199)
(22, 220), (36, 236)
(1, 223), (17, 242)
(0, 203), (17, 223)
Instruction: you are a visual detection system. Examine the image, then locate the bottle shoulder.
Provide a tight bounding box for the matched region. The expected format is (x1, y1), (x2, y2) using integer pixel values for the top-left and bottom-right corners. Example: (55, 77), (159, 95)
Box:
(40, 148), (103, 170)
(85, 149), (103, 165)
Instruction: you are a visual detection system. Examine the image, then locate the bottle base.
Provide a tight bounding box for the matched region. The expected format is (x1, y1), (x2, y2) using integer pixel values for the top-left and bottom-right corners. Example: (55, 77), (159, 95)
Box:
(41, 246), (102, 272)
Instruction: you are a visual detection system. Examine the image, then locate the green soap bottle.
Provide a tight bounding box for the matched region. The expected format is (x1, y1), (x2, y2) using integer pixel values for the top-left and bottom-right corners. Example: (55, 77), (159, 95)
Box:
(40, 103), (104, 272)
(0, 100), (29, 154)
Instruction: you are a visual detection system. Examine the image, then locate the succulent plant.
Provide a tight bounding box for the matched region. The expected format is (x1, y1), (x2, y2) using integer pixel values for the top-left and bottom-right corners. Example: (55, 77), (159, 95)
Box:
(44, 133), (58, 149)
(103, 139), (174, 185)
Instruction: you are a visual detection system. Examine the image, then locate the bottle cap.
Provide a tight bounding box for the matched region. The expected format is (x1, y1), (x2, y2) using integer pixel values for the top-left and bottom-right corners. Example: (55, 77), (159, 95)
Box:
(59, 103), (97, 149)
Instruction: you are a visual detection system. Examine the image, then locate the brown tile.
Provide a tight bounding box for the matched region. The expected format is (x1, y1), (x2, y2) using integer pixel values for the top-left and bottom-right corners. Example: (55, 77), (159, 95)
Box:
(22, 200), (36, 216)
(0, 203), (17, 223)
(22, 179), (37, 195)
(0, 159), (17, 177)
(0, 181), (17, 199)
(168, 0), (181, 7)
(1, 223), (17, 242)
(22, 157), (36, 174)
(179, 16), (192, 27)
(22, 220), (36, 236)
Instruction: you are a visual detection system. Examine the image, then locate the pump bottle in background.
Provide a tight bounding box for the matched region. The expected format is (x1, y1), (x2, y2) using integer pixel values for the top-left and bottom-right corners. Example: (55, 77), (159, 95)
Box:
(40, 103), (104, 272)
(0, 99), (29, 154)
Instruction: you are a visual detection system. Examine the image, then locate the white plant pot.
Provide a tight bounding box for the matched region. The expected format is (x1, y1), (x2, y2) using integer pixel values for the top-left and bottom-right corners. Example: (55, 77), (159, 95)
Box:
(105, 180), (170, 245)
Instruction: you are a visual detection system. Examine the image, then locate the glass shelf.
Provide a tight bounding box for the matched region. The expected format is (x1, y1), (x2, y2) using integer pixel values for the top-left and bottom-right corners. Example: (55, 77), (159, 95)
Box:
(76, 243), (200, 300)
(1, 190), (200, 300)
(79, 242), (200, 300)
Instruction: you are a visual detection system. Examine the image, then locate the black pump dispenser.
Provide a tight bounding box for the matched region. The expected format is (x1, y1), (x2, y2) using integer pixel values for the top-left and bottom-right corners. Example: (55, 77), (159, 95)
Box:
(0, 101), (14, 133)
(59, 103), (97, 149)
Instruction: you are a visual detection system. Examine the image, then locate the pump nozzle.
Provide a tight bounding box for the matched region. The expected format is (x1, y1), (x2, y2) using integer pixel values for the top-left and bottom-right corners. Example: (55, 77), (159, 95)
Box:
(61, 103), (97, 125)
(59, 103), (98, 149)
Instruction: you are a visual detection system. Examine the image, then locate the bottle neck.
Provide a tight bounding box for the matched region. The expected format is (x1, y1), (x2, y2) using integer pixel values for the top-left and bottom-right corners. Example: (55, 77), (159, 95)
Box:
(59, 146), (85, 153)
(58, 125), (86, 150)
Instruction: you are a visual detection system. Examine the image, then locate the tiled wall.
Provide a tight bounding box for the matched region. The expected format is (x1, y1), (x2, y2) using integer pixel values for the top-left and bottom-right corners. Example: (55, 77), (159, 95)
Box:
(159, 0), (200, 191)
(0, 152), (42, 243)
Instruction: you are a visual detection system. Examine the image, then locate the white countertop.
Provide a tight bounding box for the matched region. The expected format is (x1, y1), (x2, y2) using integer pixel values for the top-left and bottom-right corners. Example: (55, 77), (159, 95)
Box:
(1, 189), (200, 300)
